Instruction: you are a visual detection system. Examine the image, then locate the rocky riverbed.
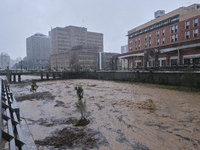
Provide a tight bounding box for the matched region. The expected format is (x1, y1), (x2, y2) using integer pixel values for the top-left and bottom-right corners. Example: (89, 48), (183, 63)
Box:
(11, 79), (200, 150)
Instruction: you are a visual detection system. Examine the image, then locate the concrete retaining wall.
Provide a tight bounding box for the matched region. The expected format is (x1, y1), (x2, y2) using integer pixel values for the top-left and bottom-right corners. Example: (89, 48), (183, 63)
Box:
(62, 71), (200, 88)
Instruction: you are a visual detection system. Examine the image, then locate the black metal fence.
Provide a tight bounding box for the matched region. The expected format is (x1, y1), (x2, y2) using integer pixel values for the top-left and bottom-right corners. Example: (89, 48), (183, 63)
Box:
(0, 78), (26, 150)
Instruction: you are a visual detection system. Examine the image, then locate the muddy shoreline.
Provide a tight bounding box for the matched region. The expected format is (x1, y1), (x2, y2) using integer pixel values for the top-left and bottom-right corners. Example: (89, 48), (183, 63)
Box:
(11, 79), (200, 150)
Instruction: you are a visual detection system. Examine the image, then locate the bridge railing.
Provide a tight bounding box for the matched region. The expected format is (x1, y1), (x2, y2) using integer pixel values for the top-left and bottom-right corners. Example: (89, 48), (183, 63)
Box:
(0, 78), (26, 150)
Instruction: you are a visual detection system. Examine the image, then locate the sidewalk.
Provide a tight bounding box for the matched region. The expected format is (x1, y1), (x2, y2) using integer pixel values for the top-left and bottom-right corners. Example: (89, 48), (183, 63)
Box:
(20, 112), (38, 150)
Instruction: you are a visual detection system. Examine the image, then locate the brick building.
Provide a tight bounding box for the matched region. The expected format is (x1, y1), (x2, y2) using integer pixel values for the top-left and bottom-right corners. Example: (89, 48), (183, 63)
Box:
(117, 4), (200, 69)
(49, 25), (104, 70)
(50, 45), (99, 70)
(49, 25), (103, 54)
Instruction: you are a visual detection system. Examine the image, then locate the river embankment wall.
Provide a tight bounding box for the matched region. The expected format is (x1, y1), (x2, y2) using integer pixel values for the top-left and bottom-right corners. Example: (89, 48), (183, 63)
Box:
(62, 71), (200, 88)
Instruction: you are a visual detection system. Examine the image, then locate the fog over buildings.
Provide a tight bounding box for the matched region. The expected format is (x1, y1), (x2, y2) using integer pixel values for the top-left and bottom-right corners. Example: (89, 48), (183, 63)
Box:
(0, 0), (196, 60)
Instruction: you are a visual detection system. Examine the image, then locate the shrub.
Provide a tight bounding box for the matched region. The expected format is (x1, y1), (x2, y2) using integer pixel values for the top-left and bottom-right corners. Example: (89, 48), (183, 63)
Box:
(30, 80), (38, 96)
(74, 86), (89, 126)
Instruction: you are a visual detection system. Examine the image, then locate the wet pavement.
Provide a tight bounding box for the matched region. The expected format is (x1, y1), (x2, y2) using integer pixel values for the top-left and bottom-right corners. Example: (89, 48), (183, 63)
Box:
(10, 79), (200, 150)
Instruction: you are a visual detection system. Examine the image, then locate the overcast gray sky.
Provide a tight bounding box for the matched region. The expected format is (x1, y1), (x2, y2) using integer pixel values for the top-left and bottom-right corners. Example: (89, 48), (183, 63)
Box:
(0, 0), (198, 60)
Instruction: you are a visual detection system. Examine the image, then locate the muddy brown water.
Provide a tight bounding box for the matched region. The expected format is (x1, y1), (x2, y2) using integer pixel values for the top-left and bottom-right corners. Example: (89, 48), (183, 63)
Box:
(10, 79), (200, 150)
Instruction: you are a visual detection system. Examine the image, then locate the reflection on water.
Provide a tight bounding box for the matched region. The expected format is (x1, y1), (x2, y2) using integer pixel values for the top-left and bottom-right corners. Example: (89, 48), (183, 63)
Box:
(11, 78), (200, 150)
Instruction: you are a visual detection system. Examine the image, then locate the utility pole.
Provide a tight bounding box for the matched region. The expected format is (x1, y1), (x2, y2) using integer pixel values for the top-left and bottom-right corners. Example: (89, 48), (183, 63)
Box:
(21, 60), (22, 73)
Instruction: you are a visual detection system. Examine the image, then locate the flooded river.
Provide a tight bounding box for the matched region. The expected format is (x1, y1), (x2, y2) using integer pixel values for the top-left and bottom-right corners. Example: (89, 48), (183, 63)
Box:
(11, 79), (200, 150)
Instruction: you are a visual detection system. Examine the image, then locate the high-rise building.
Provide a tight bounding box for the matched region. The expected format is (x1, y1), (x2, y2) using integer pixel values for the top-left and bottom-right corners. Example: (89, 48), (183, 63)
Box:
(121, 45), (128, 54)
(26, 33), (51, 62)
(0, 53), (10, 69)
(49, 25), (103, 54)
(117, 3), (200, 69)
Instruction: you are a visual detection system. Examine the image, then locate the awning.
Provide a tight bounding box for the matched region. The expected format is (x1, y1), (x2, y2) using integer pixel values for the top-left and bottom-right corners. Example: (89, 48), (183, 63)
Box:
(183, 53), (200, 59)
(119, 53), (144, 59)
(160, 43), (200, 53)
(135, 60), (142, 62)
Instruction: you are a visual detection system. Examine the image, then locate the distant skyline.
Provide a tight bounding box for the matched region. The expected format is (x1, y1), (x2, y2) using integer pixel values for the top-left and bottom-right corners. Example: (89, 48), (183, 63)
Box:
(0, 0), (199, 59)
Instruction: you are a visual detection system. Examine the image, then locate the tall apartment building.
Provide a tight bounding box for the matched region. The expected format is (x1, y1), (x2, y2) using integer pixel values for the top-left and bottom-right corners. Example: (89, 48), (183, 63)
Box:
(0, 53), (10, 69)
(121, 45), (128, 54)
(49, 25), (103, 54)
(118, 3), (200, 69)
(26, 33), (51, 62)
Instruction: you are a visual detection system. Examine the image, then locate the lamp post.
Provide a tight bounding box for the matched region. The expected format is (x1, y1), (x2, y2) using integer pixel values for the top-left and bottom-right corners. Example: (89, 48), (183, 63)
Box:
(21, 60), (22, 73)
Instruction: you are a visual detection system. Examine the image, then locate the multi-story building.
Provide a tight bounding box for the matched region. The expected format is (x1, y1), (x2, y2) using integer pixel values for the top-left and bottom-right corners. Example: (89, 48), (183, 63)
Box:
(50, 45), (99, 70)
(0, 53), (10, 69)
(97, 52), (120, 70)
(26, 33), (51, 69)
(121, 45), (128, 69)
(26, 33), (51, 62)
(118, 3), (200, 69)
(121, 45), (128, 54)
(49, 25), (103, 54)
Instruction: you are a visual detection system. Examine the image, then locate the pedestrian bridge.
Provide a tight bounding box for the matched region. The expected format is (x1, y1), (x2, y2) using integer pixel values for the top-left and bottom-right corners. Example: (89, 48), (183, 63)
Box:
(0, 71), (63, 83)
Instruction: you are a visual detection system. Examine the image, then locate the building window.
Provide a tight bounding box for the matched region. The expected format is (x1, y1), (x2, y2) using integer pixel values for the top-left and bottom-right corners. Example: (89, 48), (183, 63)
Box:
(171, 35), (174, 42)
(145, 42), (147, 48)
(138, 44), (140, 49)
(193, 58), (200, 64)
(194, 18), (198, 27)
(149, 41), (151, 47)
(171, 16), (179, 23)
(157, 31), (159, 37)
(175, 25), (178, 32)
(149, 33), (151, 39)
(175, 34), (178, 41)
(171, 59), (178, 66)
(185, 31), (190, 39)
(162, 29), (165, 36)
(184, 59), (190, 65)
(145, 35), (147, 40)
(138, 37), (140, 42)
(129, 40), (132, 45)
(157, 39), (159, 45)
(135, 45), (137, 50)
(186, 21), (190, 29)
(135, 38), (137, 43)
(194, 29), (198, 37)
(162, 60), (166, 66)
(163, 20), (168, 25)
(129, 46), (132, 51)
(162, 37), (165, 44)
(171, 26), (174, 33)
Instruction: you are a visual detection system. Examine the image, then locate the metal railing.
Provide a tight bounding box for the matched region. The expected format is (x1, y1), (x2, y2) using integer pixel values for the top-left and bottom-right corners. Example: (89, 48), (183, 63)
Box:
(1, 78), (26, 150)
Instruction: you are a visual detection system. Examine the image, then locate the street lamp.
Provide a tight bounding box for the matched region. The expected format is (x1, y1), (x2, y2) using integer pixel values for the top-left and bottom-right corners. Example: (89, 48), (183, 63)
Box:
(21, 60), (22, 73)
